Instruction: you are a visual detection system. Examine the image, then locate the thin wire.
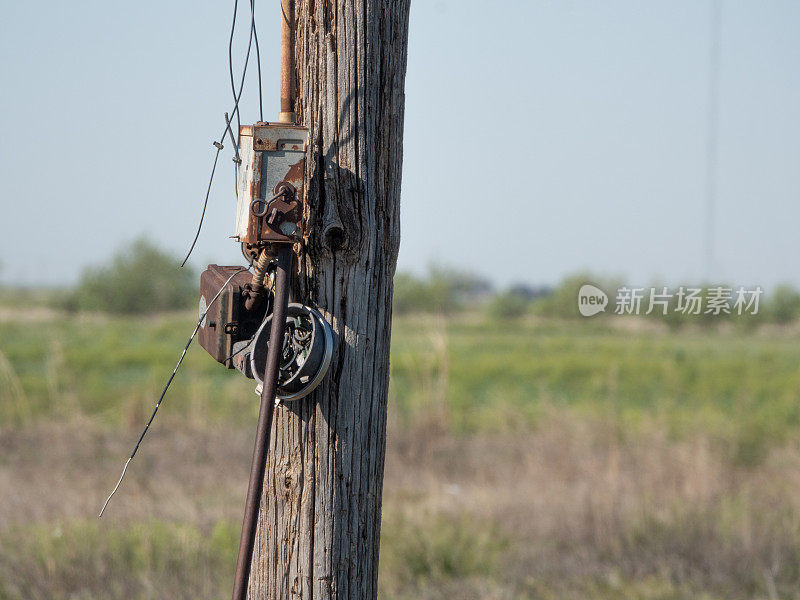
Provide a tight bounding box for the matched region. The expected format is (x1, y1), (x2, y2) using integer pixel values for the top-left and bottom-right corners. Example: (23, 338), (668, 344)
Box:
(180, 0), (257, 267)
(229, 6), (255, 135)
(225, 112), (241, 163)
(229, 0), (242, 134)
(223, 342), (251, 365)
(99, 267), (250, 517)
(251, 0), (264, 121)
(180, 142), (223, 267)
(227, 0), (259, 134)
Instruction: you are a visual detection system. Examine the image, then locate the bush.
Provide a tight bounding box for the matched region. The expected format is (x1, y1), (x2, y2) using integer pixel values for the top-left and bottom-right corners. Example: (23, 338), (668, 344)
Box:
(65, 239), (196, 314)
(380, 511), (506, 587)
(392, 273), (443, 315)
(487, 290), (531, 320)
(393, 266), (492, 315)
(533, 272), (621, 319)
(0, 519), (237, 600)
(767, 284), (800, 324)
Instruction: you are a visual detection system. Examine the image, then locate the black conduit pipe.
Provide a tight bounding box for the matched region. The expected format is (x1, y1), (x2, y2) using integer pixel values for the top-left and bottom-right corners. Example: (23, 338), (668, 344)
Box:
(231, 244), (292, 600)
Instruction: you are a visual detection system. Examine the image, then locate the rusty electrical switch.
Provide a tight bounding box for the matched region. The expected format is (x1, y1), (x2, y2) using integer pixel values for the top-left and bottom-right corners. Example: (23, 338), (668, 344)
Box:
(235, 122), (309, 260)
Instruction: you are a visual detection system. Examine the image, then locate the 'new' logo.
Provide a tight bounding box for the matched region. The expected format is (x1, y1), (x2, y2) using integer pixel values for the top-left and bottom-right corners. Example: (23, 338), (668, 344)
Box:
(577, 284), (608, 317)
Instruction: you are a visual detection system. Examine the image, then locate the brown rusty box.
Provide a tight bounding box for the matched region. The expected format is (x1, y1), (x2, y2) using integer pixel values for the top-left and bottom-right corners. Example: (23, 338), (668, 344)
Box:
(234, 122), (309, 246)
(198, 265), (267, 368)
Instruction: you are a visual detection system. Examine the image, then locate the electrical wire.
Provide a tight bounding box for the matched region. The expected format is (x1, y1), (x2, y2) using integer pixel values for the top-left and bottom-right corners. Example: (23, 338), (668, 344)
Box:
(222, 0), (257, 165)
(229, 0), (242, 134)
(225, 112), (241, 165)
(180, 0), (260, 267)
(102, 0), (267, 520)
(99, 267), (250, 517)
(228, 0), (262, 136)
(224, 342), (251, 365)
(180, 141), (224, 268)
(250, 0), (264, 121)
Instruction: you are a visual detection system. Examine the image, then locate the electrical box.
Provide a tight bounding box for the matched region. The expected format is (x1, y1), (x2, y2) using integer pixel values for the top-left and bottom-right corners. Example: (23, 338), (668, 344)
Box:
(198, 265), (270, 368)
(248, 303), (334, 401)
(235, 122), (309, 257)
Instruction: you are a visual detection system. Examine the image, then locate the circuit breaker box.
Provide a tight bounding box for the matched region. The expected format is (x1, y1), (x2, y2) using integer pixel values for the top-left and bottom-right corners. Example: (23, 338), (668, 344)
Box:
(235, 122), (309, 255)
(198, 265), (269, 368)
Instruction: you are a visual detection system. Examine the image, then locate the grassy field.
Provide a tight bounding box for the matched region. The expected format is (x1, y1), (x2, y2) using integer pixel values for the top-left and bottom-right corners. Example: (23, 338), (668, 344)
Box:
(1, 309), (800, 599)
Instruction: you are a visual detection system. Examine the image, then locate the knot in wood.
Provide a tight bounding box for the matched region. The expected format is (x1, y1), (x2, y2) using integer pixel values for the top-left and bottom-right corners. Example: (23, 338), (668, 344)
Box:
(281, 466), (302, 501)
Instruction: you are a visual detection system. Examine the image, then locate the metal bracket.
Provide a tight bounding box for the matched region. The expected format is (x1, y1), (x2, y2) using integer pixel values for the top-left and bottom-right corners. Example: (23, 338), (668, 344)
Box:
(249, 181), (301, 243)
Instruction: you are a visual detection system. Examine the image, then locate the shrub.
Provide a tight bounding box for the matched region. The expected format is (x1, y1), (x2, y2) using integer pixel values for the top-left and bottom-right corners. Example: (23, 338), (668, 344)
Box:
(65, 239), (196, 314)
(392, 272), (440, 315)
(393, 267), (492, 315)
(380, 511), (506, 587)
(487, 290), (531, 320)
(533, 272), (621, 319)
(0, 519), (236, 600)
(767, 284), (800, 324)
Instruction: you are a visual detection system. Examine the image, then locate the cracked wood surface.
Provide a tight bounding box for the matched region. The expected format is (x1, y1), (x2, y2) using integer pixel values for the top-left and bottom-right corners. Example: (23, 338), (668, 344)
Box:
(247, 1), (410, 598)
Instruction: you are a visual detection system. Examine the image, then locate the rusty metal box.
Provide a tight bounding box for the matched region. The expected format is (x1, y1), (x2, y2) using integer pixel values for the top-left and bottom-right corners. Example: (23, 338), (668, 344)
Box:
(235, 123), (309, 246)
(198, 265), (268, 368)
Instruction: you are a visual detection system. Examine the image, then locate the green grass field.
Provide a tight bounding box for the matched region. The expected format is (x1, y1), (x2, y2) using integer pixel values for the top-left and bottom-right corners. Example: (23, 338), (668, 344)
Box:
(1, 310), (800, 599)
(4, 312), (799, 457)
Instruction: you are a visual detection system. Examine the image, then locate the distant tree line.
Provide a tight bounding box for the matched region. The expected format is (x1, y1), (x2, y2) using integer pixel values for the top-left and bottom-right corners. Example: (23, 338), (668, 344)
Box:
(393, 269), (800, 327)
(52, 239), (800, 325)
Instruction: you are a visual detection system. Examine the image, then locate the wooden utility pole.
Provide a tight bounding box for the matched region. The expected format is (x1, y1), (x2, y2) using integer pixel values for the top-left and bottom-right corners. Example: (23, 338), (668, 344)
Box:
(246, 1), (411, 598)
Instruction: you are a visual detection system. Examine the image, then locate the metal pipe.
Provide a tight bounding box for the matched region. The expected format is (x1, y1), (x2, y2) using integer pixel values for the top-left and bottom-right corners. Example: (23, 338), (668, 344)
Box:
(231, 244), (293, 600)
(279, 0), (296, 123)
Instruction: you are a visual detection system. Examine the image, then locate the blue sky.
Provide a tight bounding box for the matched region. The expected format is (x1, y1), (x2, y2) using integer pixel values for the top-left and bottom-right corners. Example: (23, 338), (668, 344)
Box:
(0, 1), (798, 290)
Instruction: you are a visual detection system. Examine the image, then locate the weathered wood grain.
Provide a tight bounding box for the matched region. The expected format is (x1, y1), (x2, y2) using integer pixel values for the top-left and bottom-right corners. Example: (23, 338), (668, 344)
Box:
(247, 1), (410, 598)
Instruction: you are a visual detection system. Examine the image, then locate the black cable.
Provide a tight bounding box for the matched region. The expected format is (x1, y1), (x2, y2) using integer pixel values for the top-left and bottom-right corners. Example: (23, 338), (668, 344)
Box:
(228, 5), (255, 135)
(224, 343), (250, 364)
(225, 112), (241, 164)
(180, 0), (257, 267)
(227, 0), (260, 134)
(99, 267), (251, 517)
(228, 0), (241, 134)
(251, 0), (264, 122)
(180, 142), (223, 267)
